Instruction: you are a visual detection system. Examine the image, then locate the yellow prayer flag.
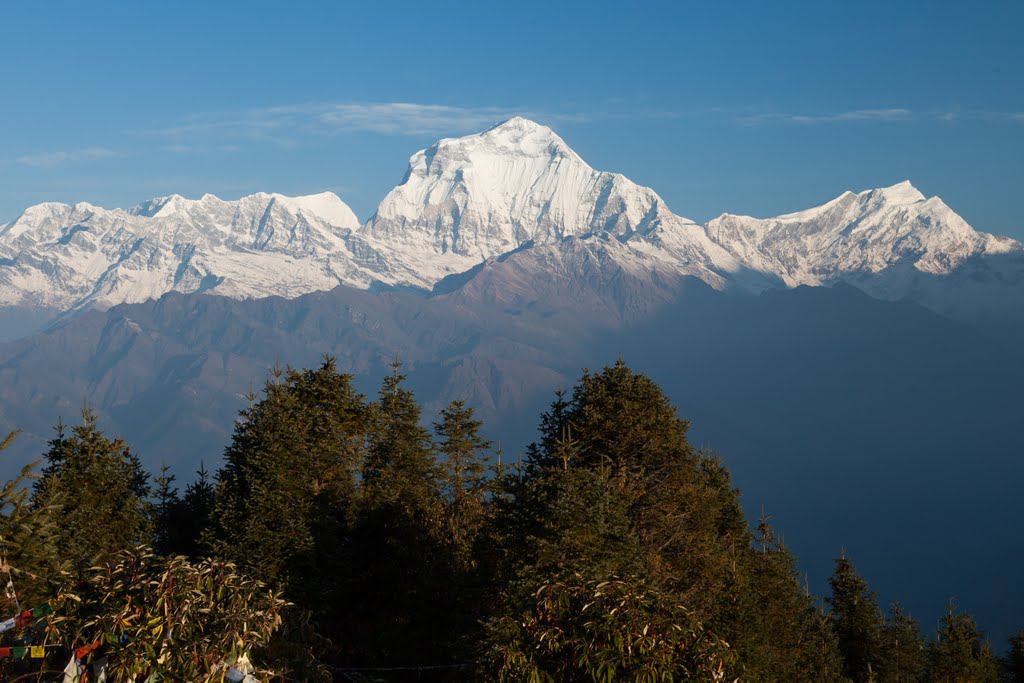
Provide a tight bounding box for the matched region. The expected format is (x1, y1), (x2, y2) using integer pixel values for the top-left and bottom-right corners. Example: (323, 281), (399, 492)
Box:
(29, 646), (44, 658)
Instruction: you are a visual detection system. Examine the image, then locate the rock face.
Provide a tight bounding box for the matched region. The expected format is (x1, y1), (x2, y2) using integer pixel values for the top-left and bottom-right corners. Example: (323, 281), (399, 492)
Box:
(1, 117), (1022, 336)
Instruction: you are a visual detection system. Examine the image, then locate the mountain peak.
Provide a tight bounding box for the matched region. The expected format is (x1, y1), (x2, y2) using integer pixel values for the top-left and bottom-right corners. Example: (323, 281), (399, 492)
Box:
(865, 180), (925, 205)
(483, 116), (552, 135)
(363, 118), (687, 259)
(462, 116), (575, 160)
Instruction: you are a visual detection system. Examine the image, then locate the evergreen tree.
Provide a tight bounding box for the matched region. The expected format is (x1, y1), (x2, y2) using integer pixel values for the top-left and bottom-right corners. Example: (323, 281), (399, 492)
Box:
(728, 513), (847, 681)
(521, 360), (750, 618)
(1005, 629), (1024, 683)
(505, 458), (646, 595)
(435, 399), (492, 569)
(179, 462), (216, 557)
(206, 357), (370, 595)
(152, 463), (182, 556)
(828, 553), (885, 681)
(32, 408), (151, 570)
(434, 400), (496, 659)
(877, 604), (924, 683)
(343, 360), (448, 670)
(361, 359), (440, 504)
(522, 388), (569, 475)
(153, 462), (215, 559)
(924, 602), (1001, 683)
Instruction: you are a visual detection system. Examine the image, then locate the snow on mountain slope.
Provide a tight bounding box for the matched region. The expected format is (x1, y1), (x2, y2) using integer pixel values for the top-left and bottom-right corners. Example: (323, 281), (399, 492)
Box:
(360, 116), (751, 289)
(2, 118), (1023, 335)
(706, 180), (1023, 288)
(0, 192), (381, 312)
(365, 118), (705, 255)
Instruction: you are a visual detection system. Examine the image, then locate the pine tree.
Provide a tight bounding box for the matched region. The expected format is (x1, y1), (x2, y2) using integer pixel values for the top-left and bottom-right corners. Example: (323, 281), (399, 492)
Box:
(728, 513), (847, 681)
(924, 602), (1001, 683)
(877, 604), (924, 683)
(343, 360), (449, 669)
(206, 357), (370, 594)
(828, 553), (885, 681)
(153, 463), (215, 559)
(434, 400), (496, 660)
(1005, 629), (1024, 683)
(32, 408), (151, 570)
(435, 399), (492, 569)
(152, 463), (181, 556)
(361, 359), (440, 505)
(524, 360), (749, 618)
(179, 462), (215, 558)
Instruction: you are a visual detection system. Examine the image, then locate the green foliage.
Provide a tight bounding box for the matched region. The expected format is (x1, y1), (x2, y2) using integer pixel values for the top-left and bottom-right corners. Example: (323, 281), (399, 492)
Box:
(153, 462), (217, 559)
(500, 463), (646, 600)
(47, 545), (285, 682)
(362, 359), (440, 505)
(435, 399), (492, 569)
(1, 356), (1016, 681)
(727, 515), (847, 682)
(924, 603), (1001, 683)
(32, 408), (151, 570)
(520, 360), (749, 618)
(828, 554), (885, 681)
(485, 574), (736, 682)
(342, 361), (451, 669)
(877, 604), (924, 682)
(0, 431), (56, 600)
(1005, 629), (1024, 682)
(206, 357), (370, 593)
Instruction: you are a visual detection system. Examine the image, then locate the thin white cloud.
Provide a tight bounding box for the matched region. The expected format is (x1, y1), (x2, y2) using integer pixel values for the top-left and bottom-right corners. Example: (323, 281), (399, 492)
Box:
(145, 101), (595, 142)
(316, 103), (521, 135)
(738, 108), (914, 125)
(17, 147), (119, 168)
(735, 107), (1024, 126)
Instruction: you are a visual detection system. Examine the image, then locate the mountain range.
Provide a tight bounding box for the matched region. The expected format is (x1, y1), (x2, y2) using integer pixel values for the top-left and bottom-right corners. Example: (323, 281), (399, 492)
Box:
(3, 116), (1022, 341)
(1, 117), (1022, 643)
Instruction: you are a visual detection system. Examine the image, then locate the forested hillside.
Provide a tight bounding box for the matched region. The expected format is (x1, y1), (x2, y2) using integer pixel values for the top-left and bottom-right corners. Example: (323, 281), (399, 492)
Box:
(0, 359), (1019, 681)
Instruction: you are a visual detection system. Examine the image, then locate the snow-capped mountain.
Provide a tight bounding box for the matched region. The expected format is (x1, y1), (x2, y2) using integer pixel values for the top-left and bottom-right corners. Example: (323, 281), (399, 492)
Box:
(1, 116), (1022, 336)
(706, 180), (1022, 287)
(367, 116), (691, 256)
(0, 191), (374, 312)
(362, 116), (745, 288)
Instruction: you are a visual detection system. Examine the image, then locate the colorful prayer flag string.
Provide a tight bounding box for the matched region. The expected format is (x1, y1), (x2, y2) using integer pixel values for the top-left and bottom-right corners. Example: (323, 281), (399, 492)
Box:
(0, 601), (53, 633)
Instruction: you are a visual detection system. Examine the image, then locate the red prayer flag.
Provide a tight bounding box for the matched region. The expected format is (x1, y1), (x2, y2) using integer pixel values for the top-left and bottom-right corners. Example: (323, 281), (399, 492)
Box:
(74, 640), (100, 660)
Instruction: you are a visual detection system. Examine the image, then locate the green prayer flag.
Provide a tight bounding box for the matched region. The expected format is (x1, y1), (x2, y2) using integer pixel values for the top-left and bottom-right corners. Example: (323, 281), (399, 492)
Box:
(30, 603), (52, 618)
(11, 646), (26, 659)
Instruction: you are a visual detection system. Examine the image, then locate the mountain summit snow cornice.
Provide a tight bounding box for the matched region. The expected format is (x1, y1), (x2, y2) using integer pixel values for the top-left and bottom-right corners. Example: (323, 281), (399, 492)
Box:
(1, 117), (1022, 333)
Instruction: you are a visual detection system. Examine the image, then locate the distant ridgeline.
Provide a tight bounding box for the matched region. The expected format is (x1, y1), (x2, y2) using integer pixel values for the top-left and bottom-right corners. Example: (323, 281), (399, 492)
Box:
(1, 117), (1023, 343)
(0, 358), (1020, 681)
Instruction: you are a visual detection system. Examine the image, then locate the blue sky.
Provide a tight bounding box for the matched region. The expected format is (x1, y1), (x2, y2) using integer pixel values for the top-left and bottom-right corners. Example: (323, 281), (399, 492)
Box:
(2, 1), (1023, 237)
